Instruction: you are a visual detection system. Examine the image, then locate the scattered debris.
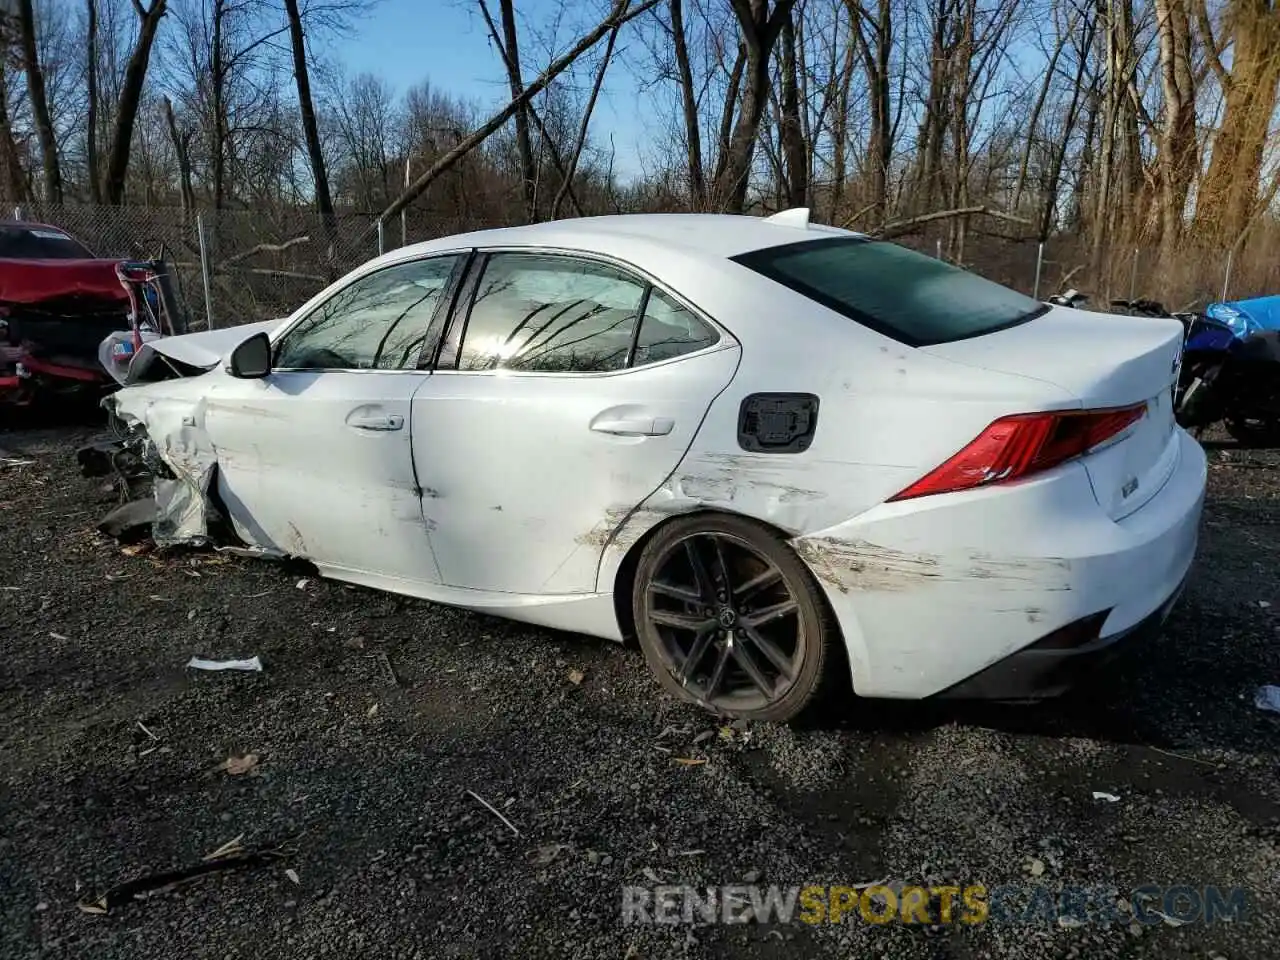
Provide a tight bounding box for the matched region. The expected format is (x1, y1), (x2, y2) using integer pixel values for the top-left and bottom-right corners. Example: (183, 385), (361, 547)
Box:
(528, 843), (571, 866)
(296, 578), (311, 590)
(466, 789), (521, 837)
(77, 837), (288, 915)
(673, 757), (707, 767)
(1260, 601), (1272, 609)
(186, 655), (263, 673)
(224, 753), (260, 776)
(1028, 858), (1046, 877)
(1, 457), (35, 468)
(366, 651), (399, 687)
(285, 868), (300, 885)
(1255, 685), (1280, 713)
(49, 632), (68, 641)
(567, 669), (585, 685)
(98, 499), (158, 544)
(136, 721), (159, 742)
(692, 730), (715, 745)
(366, 703), (379, 718)
(1092, 791), (1121, 802)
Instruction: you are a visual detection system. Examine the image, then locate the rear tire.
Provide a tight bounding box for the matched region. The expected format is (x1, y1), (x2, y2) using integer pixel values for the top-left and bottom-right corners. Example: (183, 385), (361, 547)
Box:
(631, 513), (842, 724)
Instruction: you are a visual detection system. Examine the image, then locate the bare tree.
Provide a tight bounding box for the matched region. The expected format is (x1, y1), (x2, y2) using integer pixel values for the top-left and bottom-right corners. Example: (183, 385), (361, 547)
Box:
(284, 0), (335, 236)
(16, 0), (60, 202)
(103, 0), (168, 205)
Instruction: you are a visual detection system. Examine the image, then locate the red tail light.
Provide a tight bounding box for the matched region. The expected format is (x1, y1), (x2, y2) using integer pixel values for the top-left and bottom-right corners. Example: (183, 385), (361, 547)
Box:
(888, 403), (1147, 502)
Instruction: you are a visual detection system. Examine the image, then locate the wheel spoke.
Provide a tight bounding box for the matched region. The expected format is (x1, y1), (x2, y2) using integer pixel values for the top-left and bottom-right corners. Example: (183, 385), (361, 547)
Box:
(733, 566), (783, 604)
(743, 625), (794, 680)
(709, 535), (733, 593)
(740, 599), (798, 629)
(683, 539), (717, 604)
(650, 609), (717, 633)
(677, 628), (715, 684)
(703, 641), (733, 700)
(731, 641), (775, 696)
(649, 579), (701, 603)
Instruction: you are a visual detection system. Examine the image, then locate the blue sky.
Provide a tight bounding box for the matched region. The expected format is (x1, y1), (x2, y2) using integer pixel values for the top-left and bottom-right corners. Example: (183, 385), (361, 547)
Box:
(324, 0), (653, 178)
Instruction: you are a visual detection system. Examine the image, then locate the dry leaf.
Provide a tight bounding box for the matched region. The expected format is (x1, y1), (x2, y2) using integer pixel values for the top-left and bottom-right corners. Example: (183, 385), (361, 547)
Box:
(366, 703), (379, 718)
(77, 899), (108, 915)
(567, 669), (585, 685)
(224, 753), (259, 776)
(673, 757), (707, 766)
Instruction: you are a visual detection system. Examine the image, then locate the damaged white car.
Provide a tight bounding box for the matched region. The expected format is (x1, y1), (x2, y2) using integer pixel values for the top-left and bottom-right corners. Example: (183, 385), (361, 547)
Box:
(107, 210), (1207, 722)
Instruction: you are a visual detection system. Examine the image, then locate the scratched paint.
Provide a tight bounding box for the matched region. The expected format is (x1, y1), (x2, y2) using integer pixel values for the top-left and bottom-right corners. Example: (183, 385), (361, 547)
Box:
(789, 535), (1073, 595)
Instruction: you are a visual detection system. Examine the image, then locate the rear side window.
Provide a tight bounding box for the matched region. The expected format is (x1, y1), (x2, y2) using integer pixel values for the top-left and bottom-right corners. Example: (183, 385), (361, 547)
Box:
(0, 225), (93, 259)
(732, 237), (1048, 347)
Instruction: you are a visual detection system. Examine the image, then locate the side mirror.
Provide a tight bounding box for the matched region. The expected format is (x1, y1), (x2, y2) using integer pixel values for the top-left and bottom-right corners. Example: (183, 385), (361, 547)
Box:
(227, 332), (272, 379)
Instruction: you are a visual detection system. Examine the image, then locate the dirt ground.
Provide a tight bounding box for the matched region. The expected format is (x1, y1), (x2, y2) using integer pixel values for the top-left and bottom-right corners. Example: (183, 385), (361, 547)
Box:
(2, 418), (1278, 960)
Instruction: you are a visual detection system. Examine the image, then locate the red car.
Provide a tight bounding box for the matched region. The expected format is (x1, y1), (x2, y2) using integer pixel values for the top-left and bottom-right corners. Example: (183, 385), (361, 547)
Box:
(0, 221), (142, 408)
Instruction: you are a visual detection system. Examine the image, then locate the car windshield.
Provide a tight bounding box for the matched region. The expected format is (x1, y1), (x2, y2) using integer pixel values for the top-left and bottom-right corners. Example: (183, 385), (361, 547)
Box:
(0, 225), (93, 259)
(732, 236), (1048, 347)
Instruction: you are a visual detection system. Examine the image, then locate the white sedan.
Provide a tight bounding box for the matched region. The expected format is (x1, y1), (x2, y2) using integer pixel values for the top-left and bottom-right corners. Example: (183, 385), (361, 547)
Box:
(107, 209), (1207, 722)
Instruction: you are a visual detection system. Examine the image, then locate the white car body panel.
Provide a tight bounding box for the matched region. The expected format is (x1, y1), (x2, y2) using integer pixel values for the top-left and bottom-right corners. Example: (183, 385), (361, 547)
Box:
(412, 346), (741, 596)
(105, 212), (1207, 701)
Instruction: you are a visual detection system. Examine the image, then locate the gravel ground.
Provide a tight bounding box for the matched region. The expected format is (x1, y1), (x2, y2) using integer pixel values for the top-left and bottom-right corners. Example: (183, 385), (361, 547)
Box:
(2, 419), (1278, 959)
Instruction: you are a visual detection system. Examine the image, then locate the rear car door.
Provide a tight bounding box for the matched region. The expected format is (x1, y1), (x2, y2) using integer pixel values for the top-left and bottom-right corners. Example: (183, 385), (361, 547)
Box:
(202, 253), (466, 582)
(410, 250), (741, 595)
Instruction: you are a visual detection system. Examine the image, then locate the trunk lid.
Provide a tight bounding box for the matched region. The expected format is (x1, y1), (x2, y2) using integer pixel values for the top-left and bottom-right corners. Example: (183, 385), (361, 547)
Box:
(922, 305), (1184, 519)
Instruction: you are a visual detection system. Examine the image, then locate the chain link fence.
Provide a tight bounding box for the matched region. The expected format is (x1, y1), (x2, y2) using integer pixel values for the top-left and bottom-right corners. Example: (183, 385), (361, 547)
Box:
(9, 202), (1271, 331)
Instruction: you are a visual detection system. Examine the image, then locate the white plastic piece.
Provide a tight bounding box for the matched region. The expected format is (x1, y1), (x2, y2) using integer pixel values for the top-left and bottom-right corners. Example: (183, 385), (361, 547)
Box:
(186, 655), (263, 672)
(762, 207), (811, 229)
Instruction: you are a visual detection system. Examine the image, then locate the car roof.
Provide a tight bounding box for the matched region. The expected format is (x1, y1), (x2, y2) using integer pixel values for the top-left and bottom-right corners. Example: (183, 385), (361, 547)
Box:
(399, 209), (864, 262)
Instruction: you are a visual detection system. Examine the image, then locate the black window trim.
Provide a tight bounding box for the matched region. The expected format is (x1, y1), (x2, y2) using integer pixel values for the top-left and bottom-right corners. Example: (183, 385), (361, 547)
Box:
(270, 249), (473, 374)
(435, 246), (727, 376)
(730, 236), (1050, 349)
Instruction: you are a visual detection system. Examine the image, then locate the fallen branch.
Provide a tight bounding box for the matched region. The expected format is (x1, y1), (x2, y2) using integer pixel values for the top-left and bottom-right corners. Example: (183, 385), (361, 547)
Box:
(223, 235), (312, 266)
(466, 789), (522, 836)
(873, 205), (1033, 240)
(370, 0), (662, 234)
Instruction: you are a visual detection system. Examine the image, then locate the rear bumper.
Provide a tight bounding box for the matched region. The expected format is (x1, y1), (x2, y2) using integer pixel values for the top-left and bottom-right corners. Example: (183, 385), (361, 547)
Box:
(932, 570), (1189, 700)
(791, 428), (1207, 699)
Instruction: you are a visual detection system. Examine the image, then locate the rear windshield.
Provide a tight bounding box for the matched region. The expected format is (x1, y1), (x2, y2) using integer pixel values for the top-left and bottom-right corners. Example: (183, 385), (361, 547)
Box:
(732, 237), (1048, 347)
(0, 225), (93, 259)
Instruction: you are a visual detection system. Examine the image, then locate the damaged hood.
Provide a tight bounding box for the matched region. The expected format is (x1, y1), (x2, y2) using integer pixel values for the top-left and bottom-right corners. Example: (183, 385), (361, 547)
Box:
(0, 257), (131, 305)
(123, 319), (283, 382)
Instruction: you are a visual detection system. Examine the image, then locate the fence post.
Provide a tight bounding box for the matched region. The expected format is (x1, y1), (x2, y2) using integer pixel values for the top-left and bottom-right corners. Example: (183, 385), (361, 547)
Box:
(1222, 248), (1234, 303)
(935, 238), (942, 260)
(12, 205), (21, 220)
(196, 213), (215, 330)
(1033, 241), (1044, 299)
(377, 218), (385, 257)
(1129, 248), (1139, 300)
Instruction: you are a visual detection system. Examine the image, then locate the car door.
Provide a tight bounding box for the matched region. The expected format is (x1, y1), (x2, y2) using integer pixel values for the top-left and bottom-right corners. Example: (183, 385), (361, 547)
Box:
(409, 250), (741, 596)
(202, 252), (467, 583)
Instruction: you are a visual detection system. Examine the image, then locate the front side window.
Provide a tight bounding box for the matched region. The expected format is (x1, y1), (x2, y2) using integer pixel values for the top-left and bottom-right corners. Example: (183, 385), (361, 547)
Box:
(458, 253), (647, 372)
(275, 255), (460, 370)
(732, 237), (1048, 347)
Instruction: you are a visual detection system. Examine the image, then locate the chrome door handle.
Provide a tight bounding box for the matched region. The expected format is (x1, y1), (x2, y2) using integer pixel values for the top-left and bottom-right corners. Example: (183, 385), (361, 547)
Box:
(590, 416), (674, 436)
(350, 414), (404, 431)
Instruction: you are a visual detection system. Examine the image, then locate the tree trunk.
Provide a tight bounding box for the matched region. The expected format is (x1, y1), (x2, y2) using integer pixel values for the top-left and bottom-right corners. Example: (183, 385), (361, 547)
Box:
(86, 0), (101, 203)
(163, 97), (196, 213)
(1195, 0), (1280, 243)
(710, 43), (747, 199)
(1153, 0), (1197, 272)
(0, 61), (29, 202)
(497, 0), (537, 221)
(669, 0), (706, 209)
(284, 0), (336, 237)
(714, 0), (798, 214)
(104, 0), (167, 205)
(17, 0), (61, 203)
(777, 12), (807, 207)
(851, 0), (894, 225)
(212, 0), (226, 209)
